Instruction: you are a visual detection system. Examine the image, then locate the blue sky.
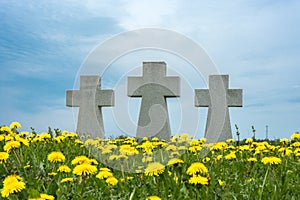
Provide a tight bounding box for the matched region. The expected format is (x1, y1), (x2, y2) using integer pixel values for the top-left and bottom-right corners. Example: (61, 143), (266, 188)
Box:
(0, 0), (299, 140)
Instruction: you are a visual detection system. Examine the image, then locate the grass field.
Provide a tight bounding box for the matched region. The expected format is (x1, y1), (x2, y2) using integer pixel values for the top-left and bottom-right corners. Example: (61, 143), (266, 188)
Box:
(0, 122), (299, 199)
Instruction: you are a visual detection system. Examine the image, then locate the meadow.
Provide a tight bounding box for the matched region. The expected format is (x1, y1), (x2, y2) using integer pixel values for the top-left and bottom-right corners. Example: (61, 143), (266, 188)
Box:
(0, 122), (299, 199)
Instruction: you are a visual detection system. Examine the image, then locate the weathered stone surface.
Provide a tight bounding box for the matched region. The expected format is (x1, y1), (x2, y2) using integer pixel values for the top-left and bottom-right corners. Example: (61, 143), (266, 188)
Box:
(128, 62), (180, 140)
(195, 75), (242, 142)
(66, 76), (114, 138)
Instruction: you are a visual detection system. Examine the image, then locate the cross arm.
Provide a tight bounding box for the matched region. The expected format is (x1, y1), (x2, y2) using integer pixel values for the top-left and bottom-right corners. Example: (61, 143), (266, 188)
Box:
(66, 90), (81, 107)
(195, 89), (210, 107)
(127, 77), (144, 97)
(227, 89), (243, 107)
(96, 90), (114, 106)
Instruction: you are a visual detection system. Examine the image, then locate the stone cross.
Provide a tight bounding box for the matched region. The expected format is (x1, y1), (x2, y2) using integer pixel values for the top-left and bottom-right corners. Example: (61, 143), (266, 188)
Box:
(195, 75), (242, 142)
(66, 76), (114, 138)
(128, 62), (180, 140)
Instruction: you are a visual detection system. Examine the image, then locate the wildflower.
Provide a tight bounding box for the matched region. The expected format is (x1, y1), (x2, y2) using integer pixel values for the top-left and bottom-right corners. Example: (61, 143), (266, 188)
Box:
(57, 165), (71, 173)
(40, 193), (55, 200)
(189, 145), (201, 153)
(166, 145), (177, 151)
(261, 156), (281, 165)
(278, 147), (293, 156)
(106, 176), (118, 186)
(120, 145), (139, 155)
(48, 172), (57, 176)
(280, 138), (289, 145)
(71, 156), (90, 165)
(1, 175), (26, 198)
(291, 132), (300, 140)
(226, 138), (235, 143)
(47, 151), (66, 163)
(218, 179), (225, 186)
(9, 122), (21, 129)
(188, 175), (209, 185)
(186, 162), (208, 175)
(96, 170), (113, 179)
(146, 196), (162, 200)
(144, 162), (165, 176)
(245, 138), (253, 144)
(73, 163), (97, 176)
(0, 126), (11, 133)
(4, 140), (21, 152)
(61, 178), (74, 183)
(216, 155), (223, 161)
(247, 158), (257, 162)
(0, 152), (9, 164)
(167, 158), (184, 166)
(225, 152), (236, 160)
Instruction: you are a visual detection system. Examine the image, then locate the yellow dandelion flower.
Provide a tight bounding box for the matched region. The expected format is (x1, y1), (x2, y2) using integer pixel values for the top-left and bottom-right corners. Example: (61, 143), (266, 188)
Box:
(146, 196), (162, 200)
(96, 170), (113, 179)
(261, 156), (281, 165)
(71, 156), (90, 165)
(57, 165), (71, 173)
(188, 175), (209, 185)
(247, 157), (257, 162)
(167, 158), (184, 166)
(48, 172), (57, 176)
(186, 162), (208, 175)
(142, 156), (153, 163)
(61, 178), (74, 183)
(0, 126), (11, 133)
(225, 152), (236, 160)
(0, 152), (9, 164)
(40, 193), (55, 200)
(47, 151), (65, 163)
(9, 122), (21, 129)
(106, 176), (118, 186)
(3, 140), (21, 152)
(166, 145), (177, 151)
(144, 162), (165, 176)
(226, 138), (235, 143)
(218, 179), (225, 186)
(291, 132), (300, 140)
(245, 138), (253, 144)
(73, 163), (97, 176)
(280, 138), (289, 145)
(1, 175), (26, 198)
(120, 145), (139, 155)
(216, 155), (223, 161)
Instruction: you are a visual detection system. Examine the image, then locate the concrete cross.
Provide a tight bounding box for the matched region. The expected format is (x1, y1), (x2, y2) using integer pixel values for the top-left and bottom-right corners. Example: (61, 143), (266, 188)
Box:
(128, 62), (180, 140)
(195, 75), (242, 142)
(66, 76), (114, 138)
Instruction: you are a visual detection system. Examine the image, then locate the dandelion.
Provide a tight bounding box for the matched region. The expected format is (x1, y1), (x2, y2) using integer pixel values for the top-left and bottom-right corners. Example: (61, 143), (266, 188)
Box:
(188, 175), (209, 185)
(247, 157), (257, 162)
(225, 152), (236, 160)
(47, 151), (66, 163)
(186, 162), (208, 175)
(4, 140), (21, 152)
(106, 176), (118, 186)
(61, 178), (74, 183)
(0, 126), (11, 133)
(73, 163), (97, 176)
(144, 162), (165, 176)
(261, 156), (281, 165)
(167, 158), (184, 166)
(1, 175), (26, 198)
(71, 156), (90, 165)
(40, 193), (55, 200)
(218, 179), (225, 186)
(96, 170), (113, 179)
(0, 152), (9, 164)
(9, 122), (21, 129)
(57, 165), (71, 173)
(291, 132), (300, 140)
(146, 196), (162, 200)
(280, 138), (289, 145)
